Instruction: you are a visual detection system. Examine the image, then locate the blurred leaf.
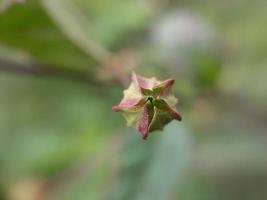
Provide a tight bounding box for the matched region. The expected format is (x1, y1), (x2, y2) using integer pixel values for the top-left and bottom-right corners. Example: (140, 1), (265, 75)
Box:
(197, 133), (267, 174)
(0, 0), (25, 12)
(43, 0), (148, 49)
(110, 124), (193, 200)
(0, 75), (121, 183)
(0, 0), (95, 70)
(110, 133), (156, 200)
(41, 0), (110, 63)
(135, 122), (193, 200)
(0, 44), (30, 63)
(219, 63), (267, 107)
(187, 49), (221, 89)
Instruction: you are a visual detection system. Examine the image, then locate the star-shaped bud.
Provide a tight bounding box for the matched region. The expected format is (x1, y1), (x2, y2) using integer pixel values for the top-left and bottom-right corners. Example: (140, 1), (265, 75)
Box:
(112, 72), (182, 140)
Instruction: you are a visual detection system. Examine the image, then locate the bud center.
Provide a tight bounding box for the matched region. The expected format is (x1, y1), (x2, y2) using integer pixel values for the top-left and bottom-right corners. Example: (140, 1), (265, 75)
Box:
(147, 96), (154, 106)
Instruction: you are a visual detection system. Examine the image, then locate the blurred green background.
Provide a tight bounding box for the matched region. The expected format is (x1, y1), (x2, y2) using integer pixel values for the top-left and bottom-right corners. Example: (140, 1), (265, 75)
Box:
(0, 0), (266, 200)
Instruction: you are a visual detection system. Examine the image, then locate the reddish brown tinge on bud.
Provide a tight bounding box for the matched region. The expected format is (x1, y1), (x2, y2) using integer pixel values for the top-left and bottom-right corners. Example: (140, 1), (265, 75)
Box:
(138, 105), (150, 140)
(112, 72), (182, 140)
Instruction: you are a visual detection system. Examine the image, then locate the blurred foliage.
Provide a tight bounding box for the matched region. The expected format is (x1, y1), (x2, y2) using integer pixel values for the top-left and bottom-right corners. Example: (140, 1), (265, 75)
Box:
(0, 0), (267, 200)
(0, 1), (96, 70)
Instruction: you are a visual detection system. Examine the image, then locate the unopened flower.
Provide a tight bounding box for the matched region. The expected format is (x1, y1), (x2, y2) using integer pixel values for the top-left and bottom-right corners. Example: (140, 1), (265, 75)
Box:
(112, 72), (182, 140)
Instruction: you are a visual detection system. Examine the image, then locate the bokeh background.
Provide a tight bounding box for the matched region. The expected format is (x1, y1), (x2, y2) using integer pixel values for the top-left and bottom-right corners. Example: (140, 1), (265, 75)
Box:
(0, 0), (267, 200)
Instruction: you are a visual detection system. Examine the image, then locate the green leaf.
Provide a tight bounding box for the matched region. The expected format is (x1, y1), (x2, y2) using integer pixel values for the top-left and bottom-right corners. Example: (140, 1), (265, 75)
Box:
(136, 123), (193, 200)
(72, 0), (148, 47)
(0, 0), (25, 12)
(0, 0), (95, 70)
(42, 0), (148, 50)
(41, 0), (109, 62)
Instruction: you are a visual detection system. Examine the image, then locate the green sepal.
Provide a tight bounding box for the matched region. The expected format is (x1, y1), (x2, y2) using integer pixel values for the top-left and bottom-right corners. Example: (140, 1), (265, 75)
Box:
(140, 88), (154, 96)
(148, 107), (174, 132)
